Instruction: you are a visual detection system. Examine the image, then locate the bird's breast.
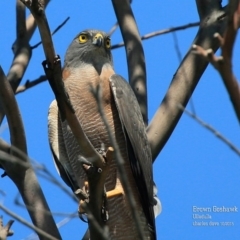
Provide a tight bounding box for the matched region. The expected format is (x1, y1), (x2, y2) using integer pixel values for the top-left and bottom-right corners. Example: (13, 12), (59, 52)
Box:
(62, 64), (125, 190)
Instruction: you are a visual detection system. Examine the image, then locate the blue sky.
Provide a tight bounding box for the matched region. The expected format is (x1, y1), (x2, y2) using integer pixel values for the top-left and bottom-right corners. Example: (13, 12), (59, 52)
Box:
(1, 1), (240, 240)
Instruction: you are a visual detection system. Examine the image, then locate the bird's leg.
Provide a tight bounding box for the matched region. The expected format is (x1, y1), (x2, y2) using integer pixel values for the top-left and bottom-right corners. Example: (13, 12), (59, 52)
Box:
(106, 184), (124, 198)
(78, 155), (93, 167)
(101, 147), (124, 198)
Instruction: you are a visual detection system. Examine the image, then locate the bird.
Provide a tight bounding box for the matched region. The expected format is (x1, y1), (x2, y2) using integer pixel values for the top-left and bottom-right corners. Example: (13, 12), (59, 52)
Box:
(48, 29), (159, 239)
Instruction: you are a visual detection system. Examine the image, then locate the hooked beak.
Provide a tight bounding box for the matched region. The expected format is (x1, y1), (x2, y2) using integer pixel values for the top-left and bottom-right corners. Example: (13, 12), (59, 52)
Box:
(92, 33), (103, 47)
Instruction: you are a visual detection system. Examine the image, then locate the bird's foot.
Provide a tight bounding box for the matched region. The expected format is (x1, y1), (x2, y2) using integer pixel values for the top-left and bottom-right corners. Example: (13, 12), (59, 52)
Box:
(78, 155), (93, 168)
(75, 182), (89, 216)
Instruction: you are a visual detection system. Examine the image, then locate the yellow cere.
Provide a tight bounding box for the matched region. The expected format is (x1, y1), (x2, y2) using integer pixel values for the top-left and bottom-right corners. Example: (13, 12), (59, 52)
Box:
(94, 33), (103, 40)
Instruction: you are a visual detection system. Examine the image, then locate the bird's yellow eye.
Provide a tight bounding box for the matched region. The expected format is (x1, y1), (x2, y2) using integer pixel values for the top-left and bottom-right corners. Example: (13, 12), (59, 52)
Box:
(79, 34), (88, 43)
(105, 38), (111, 49)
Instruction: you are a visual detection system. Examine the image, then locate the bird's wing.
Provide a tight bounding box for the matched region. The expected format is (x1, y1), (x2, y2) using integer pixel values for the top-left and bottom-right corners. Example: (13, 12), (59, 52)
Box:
(109, 74), (156, 232)
(48, 100), (79, 192)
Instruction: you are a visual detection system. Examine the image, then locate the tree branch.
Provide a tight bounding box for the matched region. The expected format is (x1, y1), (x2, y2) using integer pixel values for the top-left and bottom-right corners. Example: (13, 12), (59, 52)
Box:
(0, 66), (61, 240)
(21, 0), (104, 167)
(33, 161), (77, 202)
(178, 104), (240, 156)
(0, 0), (50, 125)
(112, 0), (148, 125)
(147, 0), (228, 161)
(15, 22), (200, 95)
(13, 21), (200, 96)
(111, 21), (200, 50)
(0, 0), (31, 125)
(192, 0), (240, 123)
(0, 204), (58, 240)
(15, 75), (47, 94)
(0, 66), (27, 154)
(20, 1), (111, 238)
(31, 16), (70, 49)
(108, 22), (119, 36)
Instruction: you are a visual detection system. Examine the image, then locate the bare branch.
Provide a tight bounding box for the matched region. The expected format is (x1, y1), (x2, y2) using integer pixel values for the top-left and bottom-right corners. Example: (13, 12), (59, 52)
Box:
(0, 150), (30, 169)
(147, 1), (227, 161)
(0, 204), (59, 240)
(0, 0), (50, 125)
(108, 22), (119, 36)
(16, 0), (26, 38)
(7, 0), (30, 91)
(16, 75), (47, 94)
(31, 17), (70, 50)
(33, 161), (77, 202)
(112, 0), (148, 125)
(195, 0), (224, 19)
(0, 67), (61, 240)
(111, 22), (200, 50)
(172, 32), (196, 115)
(193, 0), (240, 123)
(0, 0), (31, 125)
(25, 212), (78, 240)
(81, 201), (109, 240)
(12, 21), (199, 95)
(14, 22), (200, 96)
(15, 194), (78, 219)
(15, 0), (50, 44)
(21, 0), (104, 167)
(0, 66), (27, 154)
(178, 104), (240, 157)
(20, 1), (110, 238)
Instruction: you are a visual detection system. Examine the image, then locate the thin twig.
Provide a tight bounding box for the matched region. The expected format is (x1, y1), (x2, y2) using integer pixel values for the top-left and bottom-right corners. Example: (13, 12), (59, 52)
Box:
(0, 204), (59, 240)
(0, 66), (61, 239)
(0, 150), (30, 169)
(16, 75), (47, 94)
(147, 2), (227, 161)
(24, 212), (77, 240)
(31, 17), (70, 49)
(32, 161), (77, 202)
(14, 195), (78, 218)
(111, 21), (200, 50)
(108, 22), (119, 36)
(15, 22), (199, 96)
(178, 104), (240, 157)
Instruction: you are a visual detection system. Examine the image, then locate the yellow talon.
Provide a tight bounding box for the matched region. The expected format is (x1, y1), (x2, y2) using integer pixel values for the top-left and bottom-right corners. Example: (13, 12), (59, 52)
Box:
(106, 185), (124, 198)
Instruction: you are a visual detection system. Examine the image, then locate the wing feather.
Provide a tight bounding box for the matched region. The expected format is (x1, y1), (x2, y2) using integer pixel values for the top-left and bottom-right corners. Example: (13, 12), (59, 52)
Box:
(109, 74), (156, 234)
(48, 100), (78, 192)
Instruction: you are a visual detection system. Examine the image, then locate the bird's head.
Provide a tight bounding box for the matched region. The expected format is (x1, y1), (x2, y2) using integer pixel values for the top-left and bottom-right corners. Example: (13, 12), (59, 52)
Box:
(64, 29), (113, 70)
